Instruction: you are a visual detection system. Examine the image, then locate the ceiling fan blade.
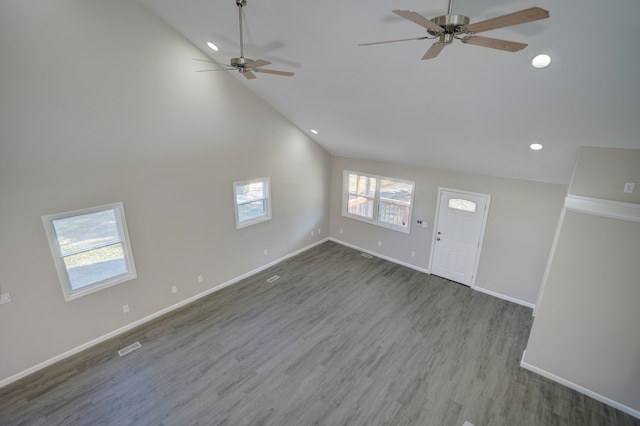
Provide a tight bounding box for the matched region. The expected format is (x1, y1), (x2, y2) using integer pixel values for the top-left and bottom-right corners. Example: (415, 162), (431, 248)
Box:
(245, 59), (271, 68)
(193, 58), (228, 67)
(359, 36), (429, 46)
(392, 10), (444, 33)
(255, 68), (294, 77)
(192, 58), (219, 64)
(463, 7), (549, 34)
(462, 35), (527, 52)
(196, 69), (232, 72)
(422, 42), (446, 60)
(242, 71), (257, 79)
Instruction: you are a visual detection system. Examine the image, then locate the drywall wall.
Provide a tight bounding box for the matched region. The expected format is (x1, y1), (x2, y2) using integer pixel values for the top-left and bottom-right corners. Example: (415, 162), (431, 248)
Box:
(523, 211), (640, 414)
(329, 157), (566, 306)
(524, 147), (640, 417)
(570, 146), (640, 203)
(0, 0), (330, 383)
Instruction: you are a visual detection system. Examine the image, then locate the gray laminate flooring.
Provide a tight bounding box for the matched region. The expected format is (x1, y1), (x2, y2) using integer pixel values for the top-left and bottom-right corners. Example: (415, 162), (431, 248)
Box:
(1, 241), (638, 425)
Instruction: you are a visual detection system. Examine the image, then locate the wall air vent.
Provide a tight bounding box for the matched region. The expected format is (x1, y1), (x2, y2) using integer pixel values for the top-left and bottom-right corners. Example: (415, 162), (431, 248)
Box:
(360, 253), (373, 259)
(266, 275), (280, 283)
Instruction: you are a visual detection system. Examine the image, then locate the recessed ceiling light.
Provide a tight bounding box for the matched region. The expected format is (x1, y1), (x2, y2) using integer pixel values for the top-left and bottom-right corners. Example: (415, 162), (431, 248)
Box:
(207, 42), (219, 52)
(530, 143), (543, 151)
(310, 129), (319, 135)
(532, 54), (551, 69)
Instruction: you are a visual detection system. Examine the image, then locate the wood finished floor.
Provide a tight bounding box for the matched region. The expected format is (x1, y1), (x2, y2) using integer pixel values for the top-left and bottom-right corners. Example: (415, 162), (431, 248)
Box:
(1, 241), (638, 426)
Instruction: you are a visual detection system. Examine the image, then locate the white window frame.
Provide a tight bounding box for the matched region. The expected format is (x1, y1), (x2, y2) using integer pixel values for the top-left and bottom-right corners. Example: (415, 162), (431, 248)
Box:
(233, 177), (272, 229)
(42, 202), (137, 301)
(342, 170), (415, 234)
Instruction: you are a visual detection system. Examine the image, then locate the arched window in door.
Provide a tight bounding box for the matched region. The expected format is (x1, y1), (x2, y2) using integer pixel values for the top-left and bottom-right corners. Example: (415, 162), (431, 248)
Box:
(448, 198), (476, 212)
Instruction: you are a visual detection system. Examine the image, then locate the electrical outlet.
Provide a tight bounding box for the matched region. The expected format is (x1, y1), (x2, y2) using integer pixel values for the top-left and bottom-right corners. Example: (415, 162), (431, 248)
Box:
(264, 249), (268, 256)
(624, 182), (635, 193)
(311, 230), (314, 237)
(0, 292), (12, 304)
(171, 286), (177, 294)
(378, 241), (382, 247)
(122, 304), (130, 314)
(198, 275), (203, 283)
(339, 228), (343, 234)
(411, 251), (416, 257)
(318, 228), (321, 234)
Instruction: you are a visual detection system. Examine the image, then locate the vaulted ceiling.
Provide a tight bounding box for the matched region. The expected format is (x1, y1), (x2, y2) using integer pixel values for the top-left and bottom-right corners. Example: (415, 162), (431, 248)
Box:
(141, 0), (640, 184)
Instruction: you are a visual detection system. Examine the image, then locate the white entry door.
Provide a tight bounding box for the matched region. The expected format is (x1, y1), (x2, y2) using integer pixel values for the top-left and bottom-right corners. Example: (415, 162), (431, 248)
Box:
(430, 189), (490, 286)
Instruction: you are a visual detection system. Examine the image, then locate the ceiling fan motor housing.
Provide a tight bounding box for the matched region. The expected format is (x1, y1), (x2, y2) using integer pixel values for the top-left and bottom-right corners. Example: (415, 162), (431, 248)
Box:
(429, 14), (470, 35)
(230, 57), (252, 68)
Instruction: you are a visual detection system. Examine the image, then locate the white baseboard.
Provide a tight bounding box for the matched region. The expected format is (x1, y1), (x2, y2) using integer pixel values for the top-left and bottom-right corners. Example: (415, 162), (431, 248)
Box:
(0, 238), (330, 389)
(471, 285), (535, 309)
(520, 353), (640, 420)
(328, 237), (430, 274)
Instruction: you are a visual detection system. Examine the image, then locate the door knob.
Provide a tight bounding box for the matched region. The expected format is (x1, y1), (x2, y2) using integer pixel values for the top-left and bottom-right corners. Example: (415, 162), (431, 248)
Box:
(436, 237), (440, 241)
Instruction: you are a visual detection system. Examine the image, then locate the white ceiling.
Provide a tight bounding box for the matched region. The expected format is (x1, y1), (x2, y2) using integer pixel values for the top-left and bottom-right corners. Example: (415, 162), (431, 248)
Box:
(141, 0), (640, 185)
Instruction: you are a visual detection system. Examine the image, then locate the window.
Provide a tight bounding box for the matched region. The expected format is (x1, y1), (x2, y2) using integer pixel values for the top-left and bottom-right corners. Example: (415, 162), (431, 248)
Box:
(42, 202), (137, 301)
(233, 177), (271, 229)
(448, 198), (476, 212)
(343, 170), (415, 233)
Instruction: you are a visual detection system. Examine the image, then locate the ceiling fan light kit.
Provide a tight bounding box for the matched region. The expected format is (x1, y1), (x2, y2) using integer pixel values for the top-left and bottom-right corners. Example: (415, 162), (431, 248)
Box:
(360, 0), (549, 60)
(195, 0), (294, 79)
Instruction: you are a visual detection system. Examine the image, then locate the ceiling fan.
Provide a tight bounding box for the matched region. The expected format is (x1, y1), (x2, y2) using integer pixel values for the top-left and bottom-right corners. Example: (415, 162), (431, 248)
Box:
(194, 0), (293, 79)
(360, 0), (549, 60)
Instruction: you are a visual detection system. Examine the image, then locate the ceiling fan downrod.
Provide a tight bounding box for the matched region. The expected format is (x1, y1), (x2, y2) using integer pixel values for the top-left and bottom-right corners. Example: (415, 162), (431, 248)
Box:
(236, 0), (246, 58)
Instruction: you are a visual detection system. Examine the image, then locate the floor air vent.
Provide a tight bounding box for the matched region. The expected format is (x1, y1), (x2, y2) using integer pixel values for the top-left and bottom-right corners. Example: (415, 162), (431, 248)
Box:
(360, 253), (373, 259)
(266, 275), (280, 283)
(117, 341), (142, 357)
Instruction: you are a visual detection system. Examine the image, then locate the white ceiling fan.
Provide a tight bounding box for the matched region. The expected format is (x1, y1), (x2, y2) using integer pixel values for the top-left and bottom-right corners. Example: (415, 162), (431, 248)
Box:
(194, 0), (294, 79)
(360, 0), (550, 59)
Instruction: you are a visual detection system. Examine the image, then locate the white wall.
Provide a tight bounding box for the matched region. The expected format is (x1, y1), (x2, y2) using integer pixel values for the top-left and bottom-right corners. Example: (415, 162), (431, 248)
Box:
(0, 0), (330, 383)
(524, 211), (640, 415)
(569, 147), (640, 204)
(329, 157), (566, 306)
(523, 147), (640, 417)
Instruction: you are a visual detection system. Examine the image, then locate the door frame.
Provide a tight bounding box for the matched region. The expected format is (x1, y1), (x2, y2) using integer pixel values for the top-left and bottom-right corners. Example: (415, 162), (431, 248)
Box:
(428, 187), (491, 288)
